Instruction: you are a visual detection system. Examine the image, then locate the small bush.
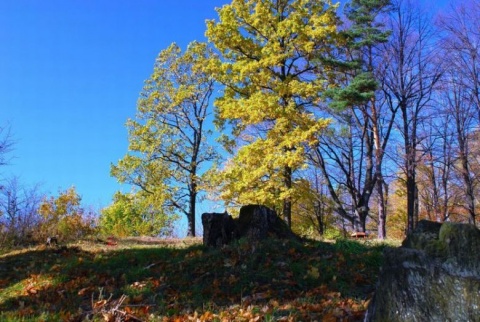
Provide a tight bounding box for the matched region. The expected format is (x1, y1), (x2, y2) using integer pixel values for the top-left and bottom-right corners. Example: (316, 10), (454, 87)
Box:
(36, 187), (97, 243)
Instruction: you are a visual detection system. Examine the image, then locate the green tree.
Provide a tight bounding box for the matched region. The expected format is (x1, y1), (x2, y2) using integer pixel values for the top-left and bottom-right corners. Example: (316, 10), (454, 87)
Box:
(100, 191), (176, 237)
(112, 41), (217, 237)
(320, 0), (392, 235)
(206, 0), (338, 226)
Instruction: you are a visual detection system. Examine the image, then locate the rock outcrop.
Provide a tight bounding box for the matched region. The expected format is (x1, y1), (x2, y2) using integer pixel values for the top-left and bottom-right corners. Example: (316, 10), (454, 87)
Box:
(201, 205), (298, 248)
(235, 204), (297, 242)
(201, 211), (236, 247)
(365, 220), (480, 321)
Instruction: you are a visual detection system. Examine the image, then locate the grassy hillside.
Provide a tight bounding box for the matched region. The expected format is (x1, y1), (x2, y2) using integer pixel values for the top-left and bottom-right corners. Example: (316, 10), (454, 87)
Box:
(0, 237), (389, 321)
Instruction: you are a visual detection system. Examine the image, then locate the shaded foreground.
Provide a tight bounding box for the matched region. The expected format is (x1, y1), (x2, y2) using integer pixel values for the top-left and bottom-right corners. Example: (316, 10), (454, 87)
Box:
(0, 237), (386, 321)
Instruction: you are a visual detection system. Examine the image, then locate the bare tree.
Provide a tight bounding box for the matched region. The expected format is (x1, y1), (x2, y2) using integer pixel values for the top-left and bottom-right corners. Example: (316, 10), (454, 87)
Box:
(345, 0), (396, 239)
(311, 111), (375, 232)
(0, 125), (14, 170)
(0, 177), (43, 245)
(416, 111), (458, 222)
(443, 72), (478, 224)
(314, 0), (394, 236)
(438, 0), (480, 225)
(382, 0), (442, 233)
(438, 0), (480, 123)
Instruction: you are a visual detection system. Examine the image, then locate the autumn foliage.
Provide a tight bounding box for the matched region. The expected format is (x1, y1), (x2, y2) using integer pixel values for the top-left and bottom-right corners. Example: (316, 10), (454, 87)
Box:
(37, 187), (96, 243)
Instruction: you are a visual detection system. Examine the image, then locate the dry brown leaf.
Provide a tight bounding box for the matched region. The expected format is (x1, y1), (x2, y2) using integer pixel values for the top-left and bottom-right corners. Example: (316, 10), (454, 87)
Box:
(102, 312), (115, 322)
(77, 287), (91, 296)
(132, 294), (144, 303)
(94, 299), (107, 309)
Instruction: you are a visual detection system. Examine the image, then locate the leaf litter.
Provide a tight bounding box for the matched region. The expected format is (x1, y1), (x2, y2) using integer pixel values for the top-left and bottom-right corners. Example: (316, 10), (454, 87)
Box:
(0, 237), (386, 321)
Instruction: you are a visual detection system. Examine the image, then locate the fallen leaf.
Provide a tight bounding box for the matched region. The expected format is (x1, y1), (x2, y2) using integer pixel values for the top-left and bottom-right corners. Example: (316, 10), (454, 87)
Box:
(141, 305), (151, 315)
(132, 294), (144, 303)
(102, 312), (114, 322)
(228, 274), (239, 284)
(305, 266), (320, 279)
(94, 299), (107, 309)
(49, 264), (62, 272)
(27, 288), (38, 295)
(78, 287), (92, 296)
(322, 312), (337, 322)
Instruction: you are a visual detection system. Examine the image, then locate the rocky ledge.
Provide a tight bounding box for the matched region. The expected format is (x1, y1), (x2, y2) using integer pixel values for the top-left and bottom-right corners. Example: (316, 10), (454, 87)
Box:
(365, 220), (480, 321)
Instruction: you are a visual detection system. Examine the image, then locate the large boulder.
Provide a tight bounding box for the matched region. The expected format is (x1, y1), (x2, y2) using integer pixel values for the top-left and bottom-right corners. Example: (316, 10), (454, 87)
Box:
(235, 204), (298, 242)
(365, 220), (480, 321)
(201, 211), (236, 247)
(201, 205), (298, 247)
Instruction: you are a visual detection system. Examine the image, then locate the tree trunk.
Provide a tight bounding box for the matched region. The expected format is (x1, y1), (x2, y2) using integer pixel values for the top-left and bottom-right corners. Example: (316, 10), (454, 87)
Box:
(314, 148), (357, 225)
(315, 200), (325, 235)
(355, 205), (368, 233)
(316, 216), (324, 235)
(187, 189), (197, 237)
(283, 165), (292, 228)
(187, 212), (195, 237)
(377, 178), (387, 239)
(406, 175), (416, 234)
(371, 98), (389, 239)
(458, 136), (476, 225)
(403, 103), (417, 235)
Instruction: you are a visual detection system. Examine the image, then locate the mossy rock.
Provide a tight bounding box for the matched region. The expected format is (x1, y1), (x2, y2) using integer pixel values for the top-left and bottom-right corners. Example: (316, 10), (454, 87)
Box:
(404, 221), (480, 271)
(439, 222), (480, 253)
(424, 239), (448, 259)
(402, 220), (442, 250)
(439, 222), (480, 275)
(366, 220), (480, 320)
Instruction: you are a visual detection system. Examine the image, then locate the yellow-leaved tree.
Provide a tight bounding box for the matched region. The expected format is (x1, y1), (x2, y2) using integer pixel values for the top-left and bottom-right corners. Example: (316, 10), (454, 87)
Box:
(206, 0), (338, 226)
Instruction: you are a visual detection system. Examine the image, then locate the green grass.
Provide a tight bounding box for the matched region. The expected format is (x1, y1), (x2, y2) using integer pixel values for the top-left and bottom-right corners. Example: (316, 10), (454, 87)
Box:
(0, 237), (390, 321)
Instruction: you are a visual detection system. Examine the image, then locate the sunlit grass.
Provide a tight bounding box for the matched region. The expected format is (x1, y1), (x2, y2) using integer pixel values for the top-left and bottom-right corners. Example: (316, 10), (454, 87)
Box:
(0, 280), (25, 305)
(0, 236), (397, 321)
(0, 273), (60, 306)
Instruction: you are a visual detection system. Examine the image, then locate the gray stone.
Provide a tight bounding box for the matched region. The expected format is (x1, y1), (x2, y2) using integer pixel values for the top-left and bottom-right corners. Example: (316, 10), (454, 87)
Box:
(201, 211), (236, 247)
(235, 204), (297, 242)
(201, 205), (299, 248)
(366, 221), (480, 322)
(402, 220), (442, 250)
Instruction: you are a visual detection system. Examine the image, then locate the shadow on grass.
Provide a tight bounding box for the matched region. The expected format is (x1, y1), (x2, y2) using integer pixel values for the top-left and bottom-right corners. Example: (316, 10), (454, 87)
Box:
(0, 238), (387, 321)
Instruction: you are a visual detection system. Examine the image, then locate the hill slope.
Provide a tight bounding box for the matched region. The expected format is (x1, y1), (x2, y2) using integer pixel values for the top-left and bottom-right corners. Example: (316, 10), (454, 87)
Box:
(0, 237), (387, 321)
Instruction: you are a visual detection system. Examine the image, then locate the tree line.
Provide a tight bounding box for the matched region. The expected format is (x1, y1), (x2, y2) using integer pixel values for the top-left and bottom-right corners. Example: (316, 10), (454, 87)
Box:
(106, 0), (480, 239)
(3, 0), (479, 242)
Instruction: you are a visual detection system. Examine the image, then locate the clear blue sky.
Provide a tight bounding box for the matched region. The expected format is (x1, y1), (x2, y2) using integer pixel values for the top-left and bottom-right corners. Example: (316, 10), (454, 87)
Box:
(0, 0), (451, 214)
(1, 0), (229, 210)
